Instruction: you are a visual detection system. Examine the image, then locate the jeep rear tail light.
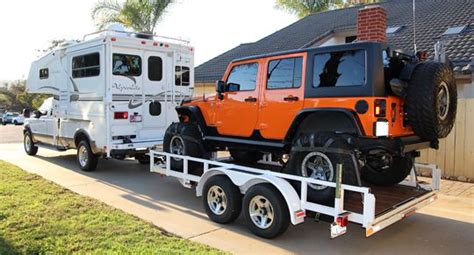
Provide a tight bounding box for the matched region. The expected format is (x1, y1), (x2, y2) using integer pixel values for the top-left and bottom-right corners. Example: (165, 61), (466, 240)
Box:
(374, 99), (386, 117)
(114, 112), (128, 119)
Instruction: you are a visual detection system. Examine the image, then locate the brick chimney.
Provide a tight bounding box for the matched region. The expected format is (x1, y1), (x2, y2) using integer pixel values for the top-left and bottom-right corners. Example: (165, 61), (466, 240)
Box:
(357, 5), (387, 43)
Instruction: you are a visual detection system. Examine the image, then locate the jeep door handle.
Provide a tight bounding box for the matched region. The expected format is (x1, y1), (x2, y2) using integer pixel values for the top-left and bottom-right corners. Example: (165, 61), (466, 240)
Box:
(244, 97), (257, 102)
(283, 96), (299, 102)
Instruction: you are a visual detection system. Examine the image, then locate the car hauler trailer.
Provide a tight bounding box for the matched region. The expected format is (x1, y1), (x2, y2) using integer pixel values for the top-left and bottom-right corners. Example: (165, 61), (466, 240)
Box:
(23, 25), (194, 171)
(150, 149), (440, 239)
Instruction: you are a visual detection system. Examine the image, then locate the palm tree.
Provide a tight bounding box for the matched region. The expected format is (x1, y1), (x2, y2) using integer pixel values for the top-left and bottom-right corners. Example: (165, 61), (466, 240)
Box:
(92, 0), (173, 34)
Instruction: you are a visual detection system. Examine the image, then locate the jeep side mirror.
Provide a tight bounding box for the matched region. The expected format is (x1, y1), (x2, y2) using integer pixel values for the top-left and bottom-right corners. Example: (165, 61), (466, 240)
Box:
(216, 80), (226, 93)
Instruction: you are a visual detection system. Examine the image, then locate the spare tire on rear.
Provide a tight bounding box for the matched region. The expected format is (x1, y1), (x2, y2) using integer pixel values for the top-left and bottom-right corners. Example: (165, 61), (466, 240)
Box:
(406, 61), (457, 140)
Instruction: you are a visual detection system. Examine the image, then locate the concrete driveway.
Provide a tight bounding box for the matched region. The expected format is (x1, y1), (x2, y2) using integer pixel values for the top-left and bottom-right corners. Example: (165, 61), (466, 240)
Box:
(0, 126), (473, 254)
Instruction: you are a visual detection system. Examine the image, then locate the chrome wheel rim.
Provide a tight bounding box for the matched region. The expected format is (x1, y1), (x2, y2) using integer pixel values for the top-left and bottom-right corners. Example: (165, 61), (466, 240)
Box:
(207, 186), (227, 215)
(437, 82), (450, 121)
(249, 195), (274, 229)
(170, 136), (185, 161)
(24, 134), (31, 152)
(301, 152), (334, 190)
(78, 145), (89, 167)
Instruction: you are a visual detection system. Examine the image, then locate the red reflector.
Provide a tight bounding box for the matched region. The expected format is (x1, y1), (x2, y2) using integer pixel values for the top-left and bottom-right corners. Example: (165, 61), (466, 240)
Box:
(295, 210), (306, 218)
(153, 42), (158, 46)
(141, 41), (146, 45)
(336, 214), (349, 227)
(114, 112), (128, 119)
(164, 44), (169, 48)
(111, 37), (117, 42)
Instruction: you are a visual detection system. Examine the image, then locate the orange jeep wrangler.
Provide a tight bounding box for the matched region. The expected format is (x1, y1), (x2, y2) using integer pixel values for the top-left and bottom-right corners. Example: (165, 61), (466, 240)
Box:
(164, 42), (456, 202)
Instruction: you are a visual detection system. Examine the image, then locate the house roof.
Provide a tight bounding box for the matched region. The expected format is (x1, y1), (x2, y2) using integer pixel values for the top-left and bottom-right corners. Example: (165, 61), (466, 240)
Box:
(195, 0), (474, 83)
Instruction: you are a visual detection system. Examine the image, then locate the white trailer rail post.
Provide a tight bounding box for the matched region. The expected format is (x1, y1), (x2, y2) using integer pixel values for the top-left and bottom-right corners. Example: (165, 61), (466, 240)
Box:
(149, 150), (440, 239)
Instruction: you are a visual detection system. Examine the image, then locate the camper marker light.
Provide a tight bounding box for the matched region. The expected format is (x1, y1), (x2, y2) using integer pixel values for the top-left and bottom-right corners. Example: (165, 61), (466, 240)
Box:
(111, 37), (117, 42)
(153, 42), (158, 46)
(141, 41), (146, 45)
(164, 44), (169, 48)
(114, 112), (128, 119)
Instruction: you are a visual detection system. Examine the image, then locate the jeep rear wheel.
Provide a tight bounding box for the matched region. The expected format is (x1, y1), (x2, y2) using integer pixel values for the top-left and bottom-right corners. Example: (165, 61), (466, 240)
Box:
(362, 154), (413, 186)
(284, 133), (357, 204)
(407, 61), (457, 140)
(163, 122), (210, 175)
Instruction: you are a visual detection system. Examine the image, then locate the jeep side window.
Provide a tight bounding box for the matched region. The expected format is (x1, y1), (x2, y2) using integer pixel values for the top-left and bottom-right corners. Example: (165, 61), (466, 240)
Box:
(72, 53), (100, 78)
(313, 49), (366, 87)
(175, 66), (190, 86)
(226, 63), (258, 91)
(112, 54), (142, 76)
(267, 57), (302, 89)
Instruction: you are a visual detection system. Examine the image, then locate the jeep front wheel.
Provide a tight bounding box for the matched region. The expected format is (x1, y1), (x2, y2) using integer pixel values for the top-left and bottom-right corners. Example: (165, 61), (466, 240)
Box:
(163, 122), (210, 175)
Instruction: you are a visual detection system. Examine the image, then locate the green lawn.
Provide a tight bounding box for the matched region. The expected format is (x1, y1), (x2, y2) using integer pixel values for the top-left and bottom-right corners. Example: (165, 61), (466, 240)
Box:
(0, 160), (223, 254)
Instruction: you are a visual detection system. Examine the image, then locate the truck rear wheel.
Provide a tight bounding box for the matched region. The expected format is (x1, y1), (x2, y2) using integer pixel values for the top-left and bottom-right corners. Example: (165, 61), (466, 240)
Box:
(229, 149), (263, 164)
(23, 130), (38, 156)
(243, 184), (289, 239)
(361, 155), (413, 186)
(407, 61), (457, 140)
(163, 122), (210, 175)
(285, 133), (357, 204)
(77, 140), (98, 172)
(203, 175), (242, 224)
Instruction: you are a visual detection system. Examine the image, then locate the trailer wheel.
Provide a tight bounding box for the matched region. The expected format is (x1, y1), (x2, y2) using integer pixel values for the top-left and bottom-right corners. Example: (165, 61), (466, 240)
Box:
(77, 140), (98, 172)
(203, 175), (242, 224)
(243, 184), (290, 239)
(164, 122), (210, 175)
(362, 154), (414, 186)
(23, 130), (38, 156)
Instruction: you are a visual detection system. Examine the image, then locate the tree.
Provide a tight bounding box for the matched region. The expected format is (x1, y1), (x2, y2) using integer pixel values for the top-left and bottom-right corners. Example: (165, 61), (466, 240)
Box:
(91, 0), (173, 34)
(276, 0), (379, 18)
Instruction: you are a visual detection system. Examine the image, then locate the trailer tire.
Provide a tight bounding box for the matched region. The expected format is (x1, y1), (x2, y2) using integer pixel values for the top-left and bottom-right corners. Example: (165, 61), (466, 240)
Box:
(77, 140), (98, 172)
(164, 122), (210, 175)
(362, 155), (414, 186)
(23, 130), (38, 156)
(135, 154), (150, 165)
(243, 184), (290, 239)
(229, 149), (263, 164)
(203, 175), (242, 224)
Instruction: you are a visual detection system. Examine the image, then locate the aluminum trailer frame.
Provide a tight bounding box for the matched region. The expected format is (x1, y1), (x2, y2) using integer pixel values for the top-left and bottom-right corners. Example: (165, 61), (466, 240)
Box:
(150, 150), (440, 238)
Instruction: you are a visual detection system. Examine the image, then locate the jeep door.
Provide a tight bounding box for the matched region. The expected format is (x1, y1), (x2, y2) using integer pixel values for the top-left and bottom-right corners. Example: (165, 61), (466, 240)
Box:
(216, 61), (261, 137)
(257, 54), (305, 140)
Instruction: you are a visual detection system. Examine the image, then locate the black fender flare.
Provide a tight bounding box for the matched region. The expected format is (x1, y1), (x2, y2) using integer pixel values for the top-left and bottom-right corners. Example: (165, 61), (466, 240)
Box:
(284, 108), (363, 144)
(175, 106), (208, 135)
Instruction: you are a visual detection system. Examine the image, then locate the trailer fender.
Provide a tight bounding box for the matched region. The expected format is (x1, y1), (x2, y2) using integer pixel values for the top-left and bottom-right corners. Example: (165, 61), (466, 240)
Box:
(196, 168), (305, 225)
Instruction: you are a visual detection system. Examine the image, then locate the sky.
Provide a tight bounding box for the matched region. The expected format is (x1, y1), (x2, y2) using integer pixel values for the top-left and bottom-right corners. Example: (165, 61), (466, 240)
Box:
(0, 0), (297, 81)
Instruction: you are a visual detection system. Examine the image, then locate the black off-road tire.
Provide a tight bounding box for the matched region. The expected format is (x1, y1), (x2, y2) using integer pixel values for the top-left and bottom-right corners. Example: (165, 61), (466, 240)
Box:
(76, 140), (99, 172)
(243, 184), (290, 239)
(135, 154), (150, 164)
(362, 155), (414, 186)
(163, 122), (210, 175)
(284, 133), (357, 204)
(229, 149), (263, 165)
(203, 175), (242, 224)
(407, 61), (457, 140)
(23, 130), (38, 156)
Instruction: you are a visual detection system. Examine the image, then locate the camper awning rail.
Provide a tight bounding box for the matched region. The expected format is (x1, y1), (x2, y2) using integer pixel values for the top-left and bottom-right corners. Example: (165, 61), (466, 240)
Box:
(82, 29), (190, 45)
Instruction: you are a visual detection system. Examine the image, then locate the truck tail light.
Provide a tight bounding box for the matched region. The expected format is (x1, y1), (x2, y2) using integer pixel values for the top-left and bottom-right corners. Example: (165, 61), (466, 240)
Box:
(374, 99), (386, 117)
(114, 112), (128, 119)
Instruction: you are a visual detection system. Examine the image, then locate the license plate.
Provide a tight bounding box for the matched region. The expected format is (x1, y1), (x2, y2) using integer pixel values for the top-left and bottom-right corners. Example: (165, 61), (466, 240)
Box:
(130, 115), (142, 122)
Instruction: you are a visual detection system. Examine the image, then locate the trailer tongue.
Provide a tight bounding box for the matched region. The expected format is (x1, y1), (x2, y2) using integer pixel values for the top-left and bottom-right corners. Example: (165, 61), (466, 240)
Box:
(150, 150), (439, 239)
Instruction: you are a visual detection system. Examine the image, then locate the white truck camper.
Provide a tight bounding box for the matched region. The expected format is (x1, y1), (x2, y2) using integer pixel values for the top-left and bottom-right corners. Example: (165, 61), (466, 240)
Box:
(24, 25), (194, 171)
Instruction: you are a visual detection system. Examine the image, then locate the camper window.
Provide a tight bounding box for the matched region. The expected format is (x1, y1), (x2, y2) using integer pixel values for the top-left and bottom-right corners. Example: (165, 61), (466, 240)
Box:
(175, 66), (190, 86)
(39, 68), (49, 79)
(72, 53), (100, 78)
(148, 56), (163, 81)
(113, 54), (142, 76)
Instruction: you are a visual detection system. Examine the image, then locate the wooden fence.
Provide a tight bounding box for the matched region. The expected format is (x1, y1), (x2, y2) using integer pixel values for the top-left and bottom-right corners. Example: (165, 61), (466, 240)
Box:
(417, 98), (474, 181)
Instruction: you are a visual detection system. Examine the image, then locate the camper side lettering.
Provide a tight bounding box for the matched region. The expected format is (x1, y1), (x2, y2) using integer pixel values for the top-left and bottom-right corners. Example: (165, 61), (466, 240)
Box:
(113, 82), (140, 92)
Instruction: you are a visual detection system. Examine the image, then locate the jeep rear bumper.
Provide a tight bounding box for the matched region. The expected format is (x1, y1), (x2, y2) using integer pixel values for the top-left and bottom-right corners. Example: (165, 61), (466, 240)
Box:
(357, 135), (434, 155)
